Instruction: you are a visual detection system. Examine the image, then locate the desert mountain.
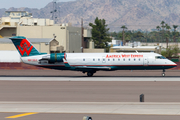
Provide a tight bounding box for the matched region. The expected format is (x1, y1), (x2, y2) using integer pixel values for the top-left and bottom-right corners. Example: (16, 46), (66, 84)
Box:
(0, 0), (180, 31)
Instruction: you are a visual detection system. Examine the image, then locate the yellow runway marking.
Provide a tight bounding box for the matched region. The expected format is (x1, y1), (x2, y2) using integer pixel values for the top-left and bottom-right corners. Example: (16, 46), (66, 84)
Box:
(6, 112), (38, 118)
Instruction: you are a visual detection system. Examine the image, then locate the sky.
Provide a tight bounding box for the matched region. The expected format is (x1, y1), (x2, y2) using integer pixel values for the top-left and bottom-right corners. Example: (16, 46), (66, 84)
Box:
(0, 0), (76, 9)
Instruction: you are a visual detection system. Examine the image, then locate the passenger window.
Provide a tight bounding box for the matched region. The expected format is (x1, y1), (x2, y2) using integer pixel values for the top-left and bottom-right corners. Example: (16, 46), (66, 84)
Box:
(98, 59), (100, 61)
(118, 59), (120, 61)
(134, 58), (136, 61)
(83, 59), (85, 61)
(108, 59), (110, 61)
(129, 59), (130, 61)
(93, 59), (95, 61)
(139, 58), (140, 61)
(113, 59), (115, 61)
(123, 59), (125, 61)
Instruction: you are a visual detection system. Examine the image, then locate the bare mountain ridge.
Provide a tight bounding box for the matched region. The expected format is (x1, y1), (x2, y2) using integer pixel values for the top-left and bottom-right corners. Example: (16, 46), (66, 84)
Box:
(1, 0), (180, 31)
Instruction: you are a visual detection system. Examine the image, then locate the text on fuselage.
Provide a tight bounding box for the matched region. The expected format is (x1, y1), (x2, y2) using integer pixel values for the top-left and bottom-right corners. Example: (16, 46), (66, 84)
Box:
(106, 54), (143, 58)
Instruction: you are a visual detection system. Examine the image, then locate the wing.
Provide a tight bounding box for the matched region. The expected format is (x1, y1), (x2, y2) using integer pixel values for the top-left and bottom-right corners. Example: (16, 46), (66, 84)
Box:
(63, 58), (111, 70)
(75, 66), (111, 70)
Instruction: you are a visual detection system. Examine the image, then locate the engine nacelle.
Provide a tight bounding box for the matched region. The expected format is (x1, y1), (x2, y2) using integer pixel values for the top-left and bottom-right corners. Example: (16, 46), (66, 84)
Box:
(41, 53), (65, 63)
(50, 53), (65, 63)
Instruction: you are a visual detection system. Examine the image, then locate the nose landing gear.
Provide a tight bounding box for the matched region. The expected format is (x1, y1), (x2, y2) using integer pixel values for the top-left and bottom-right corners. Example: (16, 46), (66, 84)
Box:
(162, 69), (165, 77)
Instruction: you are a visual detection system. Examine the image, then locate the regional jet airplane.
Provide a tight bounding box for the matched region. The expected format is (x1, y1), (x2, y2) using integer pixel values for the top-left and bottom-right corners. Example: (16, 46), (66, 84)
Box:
(9, 36), (177, 76)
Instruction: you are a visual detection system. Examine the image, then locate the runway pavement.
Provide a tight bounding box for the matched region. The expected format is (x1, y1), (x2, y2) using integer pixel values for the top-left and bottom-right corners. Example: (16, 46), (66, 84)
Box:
(1, 81), (180, 102)
(1, 102), (180, 115)
(1, 70), (180, 120)
(0, 76), (180, 81)
(1, 69), (180, 77)
(1, 113), (180, 120)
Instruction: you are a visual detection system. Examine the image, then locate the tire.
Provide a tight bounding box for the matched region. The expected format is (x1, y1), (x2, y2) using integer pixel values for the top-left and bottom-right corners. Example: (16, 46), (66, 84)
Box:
(87, 72), (93, 77)
(162, 73), (165, 77)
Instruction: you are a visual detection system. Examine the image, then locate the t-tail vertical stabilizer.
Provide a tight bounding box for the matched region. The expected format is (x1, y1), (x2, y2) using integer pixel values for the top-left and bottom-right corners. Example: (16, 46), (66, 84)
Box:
(9, 36), (41, 57)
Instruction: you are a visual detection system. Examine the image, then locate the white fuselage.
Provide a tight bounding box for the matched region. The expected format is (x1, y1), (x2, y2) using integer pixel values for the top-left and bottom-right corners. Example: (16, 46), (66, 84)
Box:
(20, 52), (176, 71)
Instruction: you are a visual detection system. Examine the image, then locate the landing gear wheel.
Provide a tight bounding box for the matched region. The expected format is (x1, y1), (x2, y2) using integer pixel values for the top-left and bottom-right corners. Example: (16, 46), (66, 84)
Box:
(162, 73), (165, 77)
(162, 69), (165, 77)
(87, 72), (93, 77)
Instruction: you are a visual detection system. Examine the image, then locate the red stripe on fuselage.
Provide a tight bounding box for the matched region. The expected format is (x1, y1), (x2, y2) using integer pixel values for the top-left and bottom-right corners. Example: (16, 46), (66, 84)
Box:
(37, 65), (65, 66)
(70, 64), (177, 67)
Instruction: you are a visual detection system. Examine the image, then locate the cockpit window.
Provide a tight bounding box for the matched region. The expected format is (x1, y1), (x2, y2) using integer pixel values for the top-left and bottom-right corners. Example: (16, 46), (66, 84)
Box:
(155, 56), (167, 59)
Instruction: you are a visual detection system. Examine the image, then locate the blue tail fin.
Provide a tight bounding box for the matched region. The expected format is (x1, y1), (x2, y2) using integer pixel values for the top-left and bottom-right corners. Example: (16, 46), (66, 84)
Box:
(9, 36), (41, 57)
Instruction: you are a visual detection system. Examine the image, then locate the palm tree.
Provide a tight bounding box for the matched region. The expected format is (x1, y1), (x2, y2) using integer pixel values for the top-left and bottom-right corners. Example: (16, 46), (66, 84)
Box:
(161, 21), (165, 43)
(165, 34), (170, 48)
(156, 26), (160, 30)
(165, 24), (171, 48)
(121, 25), (127, 45)
(156, 26), (160, 44)
(173, 25), (178, 31)
(166, 24), (171, 31)
(173, 25), (178, 43)
(136, 31), (144, 42)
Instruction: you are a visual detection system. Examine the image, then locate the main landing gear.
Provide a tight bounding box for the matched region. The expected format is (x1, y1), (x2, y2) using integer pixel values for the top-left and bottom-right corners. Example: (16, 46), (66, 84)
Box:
(87, 72), (94, 77)
(83, 71), (96, 77)
(162, 69), (165, 77)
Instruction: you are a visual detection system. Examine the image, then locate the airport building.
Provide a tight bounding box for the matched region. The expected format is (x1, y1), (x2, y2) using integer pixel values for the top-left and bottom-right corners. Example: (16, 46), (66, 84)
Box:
(0, 11), (102, 54)
(109, 40), (161, 53)
(110, 46), (161, 53)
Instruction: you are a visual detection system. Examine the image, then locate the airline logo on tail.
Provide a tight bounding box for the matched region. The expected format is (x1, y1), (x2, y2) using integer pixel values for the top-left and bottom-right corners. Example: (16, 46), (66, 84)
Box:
(17, 39), (33, 56)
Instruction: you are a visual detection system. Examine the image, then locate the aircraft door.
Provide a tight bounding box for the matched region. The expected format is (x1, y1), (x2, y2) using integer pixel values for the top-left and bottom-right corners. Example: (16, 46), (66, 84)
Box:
(144, 57), (148, 66)
(102, 56), (106, 63)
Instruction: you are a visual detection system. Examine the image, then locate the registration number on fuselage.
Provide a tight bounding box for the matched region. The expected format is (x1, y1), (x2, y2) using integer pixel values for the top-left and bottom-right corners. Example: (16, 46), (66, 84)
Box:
(28, 59), (38, 62)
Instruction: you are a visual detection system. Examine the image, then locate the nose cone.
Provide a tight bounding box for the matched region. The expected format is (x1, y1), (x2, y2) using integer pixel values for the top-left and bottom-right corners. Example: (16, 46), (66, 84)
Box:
(171, 61), (177, 68)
